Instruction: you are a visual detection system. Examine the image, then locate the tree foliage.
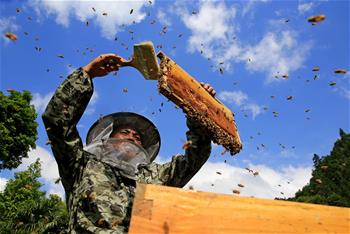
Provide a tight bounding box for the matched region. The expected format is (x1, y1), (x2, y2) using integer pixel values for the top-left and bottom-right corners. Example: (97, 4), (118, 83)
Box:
(0, 90), (38, 170)
(288, 129), (350, 207)
(0, 159), (68, 233)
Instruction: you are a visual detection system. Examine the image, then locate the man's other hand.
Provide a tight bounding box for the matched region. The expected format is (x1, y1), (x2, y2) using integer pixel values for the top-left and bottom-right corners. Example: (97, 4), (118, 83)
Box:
(200, 82), (216, 97)
(83, 54), (125, 79)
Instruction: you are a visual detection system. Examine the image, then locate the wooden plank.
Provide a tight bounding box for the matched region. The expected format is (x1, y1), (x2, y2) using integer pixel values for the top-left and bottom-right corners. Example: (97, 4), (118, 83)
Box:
(129, 184), (350, 234)
(157, 52), (242, 155)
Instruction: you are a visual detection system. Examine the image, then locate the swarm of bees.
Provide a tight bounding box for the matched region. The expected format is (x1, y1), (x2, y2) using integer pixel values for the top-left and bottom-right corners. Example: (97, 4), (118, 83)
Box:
(4, 5), (348, 203)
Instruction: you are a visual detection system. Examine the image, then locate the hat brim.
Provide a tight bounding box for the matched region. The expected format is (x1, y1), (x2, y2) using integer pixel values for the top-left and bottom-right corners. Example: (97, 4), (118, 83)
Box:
(86, 112), (161, 162)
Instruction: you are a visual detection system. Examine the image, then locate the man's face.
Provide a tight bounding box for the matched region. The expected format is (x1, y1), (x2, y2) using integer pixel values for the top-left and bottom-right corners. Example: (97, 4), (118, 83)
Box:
(110, 128), (142, 147)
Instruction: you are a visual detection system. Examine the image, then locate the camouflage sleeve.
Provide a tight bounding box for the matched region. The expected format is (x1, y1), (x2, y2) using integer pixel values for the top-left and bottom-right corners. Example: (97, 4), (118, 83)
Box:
(42, 68), (93, 193)
(156, 118), (211, 187)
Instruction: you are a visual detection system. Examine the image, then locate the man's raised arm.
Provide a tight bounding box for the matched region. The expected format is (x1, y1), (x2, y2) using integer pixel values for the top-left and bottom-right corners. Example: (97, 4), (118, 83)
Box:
(42, 54), (123, 193)
(149, 83), (216, 187)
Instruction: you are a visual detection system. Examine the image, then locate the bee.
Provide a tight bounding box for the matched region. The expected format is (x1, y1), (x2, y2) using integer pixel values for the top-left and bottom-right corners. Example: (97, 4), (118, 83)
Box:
(55, 177), (62, 184)
(5, 32), (17, 41)
(232, 189), (240, 194)
(334, 69), (347, 74)
(307, 15), (326, 24)
(182, 140), (192, 150)
(221, 148), (228, 155)
(312, 66), (320, 72)
(245, 167), (253, 173)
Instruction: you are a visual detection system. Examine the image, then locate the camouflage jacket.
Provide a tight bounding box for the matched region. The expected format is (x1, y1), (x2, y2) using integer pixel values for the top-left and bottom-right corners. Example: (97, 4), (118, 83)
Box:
(42, 68), (211, 233)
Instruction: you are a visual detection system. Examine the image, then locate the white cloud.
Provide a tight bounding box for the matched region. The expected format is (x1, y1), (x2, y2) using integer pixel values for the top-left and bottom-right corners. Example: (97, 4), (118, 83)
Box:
(335, 86), (350, 100)
(17, 146), (65, 199)
(0, 17), (20, 44)
(0, 177), (8, 192)
(157, 9), (171, 26)
(85, 90), (99, 115)
(218, 90), (265, 119)
(241, 30), (312, 82)
(241, 0), (255, 16)
(298, 2), (314, 14)
(185, 2), (236, 44)
(241, 0), (270, 17)
(31, 92), (54, 113)
(175, 1), (238, 65)
(243, 103), (263, 119)
(31, 88), (98, 115)
(31, 0), (152, 39)
(185, 161), (312, 199)
(218, 91), (248, 106)
(176, 1), (312, 81)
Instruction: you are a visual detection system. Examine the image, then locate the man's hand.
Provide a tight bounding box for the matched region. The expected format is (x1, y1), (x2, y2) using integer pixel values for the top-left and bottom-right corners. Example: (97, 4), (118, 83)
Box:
(83, 54), (125, 79)
(200, 82), (216, 97)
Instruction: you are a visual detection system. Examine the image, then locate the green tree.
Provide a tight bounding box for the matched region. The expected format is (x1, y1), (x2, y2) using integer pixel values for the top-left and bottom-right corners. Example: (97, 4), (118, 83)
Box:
(0, 159), (68, 233)
(288, 129), (350, 207)
(0, 90), (38, 170)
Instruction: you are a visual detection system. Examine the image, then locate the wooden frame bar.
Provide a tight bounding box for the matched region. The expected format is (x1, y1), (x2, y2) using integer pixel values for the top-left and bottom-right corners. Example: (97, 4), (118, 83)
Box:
(157, 52), (242, 154)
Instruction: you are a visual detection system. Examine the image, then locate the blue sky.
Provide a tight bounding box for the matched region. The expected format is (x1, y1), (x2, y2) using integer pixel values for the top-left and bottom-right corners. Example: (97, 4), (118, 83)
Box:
(0, 0), (349, 199)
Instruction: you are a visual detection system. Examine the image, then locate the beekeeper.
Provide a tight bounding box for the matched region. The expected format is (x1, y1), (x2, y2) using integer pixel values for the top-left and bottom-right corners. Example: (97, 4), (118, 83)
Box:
(43, 54), (214, 233)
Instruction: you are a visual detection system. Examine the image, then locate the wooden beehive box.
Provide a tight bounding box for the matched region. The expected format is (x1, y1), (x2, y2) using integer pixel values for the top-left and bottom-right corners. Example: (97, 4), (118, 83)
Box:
(129, 183), (350, 234)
